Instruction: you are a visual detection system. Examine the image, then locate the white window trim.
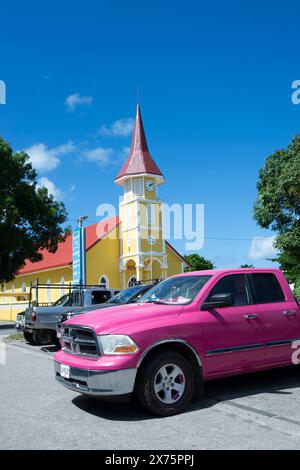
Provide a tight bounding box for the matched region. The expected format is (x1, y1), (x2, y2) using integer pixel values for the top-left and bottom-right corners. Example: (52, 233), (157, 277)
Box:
(127, 276), (138, 288)
(99, 275), (109, 288)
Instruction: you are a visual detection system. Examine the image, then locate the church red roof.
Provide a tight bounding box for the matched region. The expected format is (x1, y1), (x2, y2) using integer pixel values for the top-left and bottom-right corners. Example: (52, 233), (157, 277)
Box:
(18, 217), (119, 275)
(115, 105), (164, 183)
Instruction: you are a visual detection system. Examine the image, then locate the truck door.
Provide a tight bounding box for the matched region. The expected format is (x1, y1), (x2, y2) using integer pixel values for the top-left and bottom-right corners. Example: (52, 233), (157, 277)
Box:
(249, 272), (300, 366)
(200, 273), (265, 376)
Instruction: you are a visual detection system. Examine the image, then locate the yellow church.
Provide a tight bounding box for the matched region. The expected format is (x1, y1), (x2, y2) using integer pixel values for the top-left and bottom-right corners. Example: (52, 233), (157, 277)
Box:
(0, 105), (187, 321)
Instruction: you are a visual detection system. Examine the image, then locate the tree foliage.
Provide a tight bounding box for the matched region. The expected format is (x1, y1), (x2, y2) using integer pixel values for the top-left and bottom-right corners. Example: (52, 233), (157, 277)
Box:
(184, 253), (215, 272)
(0, 137), (68, 283)
(253, 135), (300, 283)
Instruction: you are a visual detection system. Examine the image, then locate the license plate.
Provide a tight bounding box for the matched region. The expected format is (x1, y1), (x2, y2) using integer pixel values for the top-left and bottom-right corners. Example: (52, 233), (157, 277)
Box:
(60, 364), (70, 379)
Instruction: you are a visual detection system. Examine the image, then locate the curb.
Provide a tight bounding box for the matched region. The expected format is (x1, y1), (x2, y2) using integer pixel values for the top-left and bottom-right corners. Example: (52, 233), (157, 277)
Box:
(0, 323), (15, 330)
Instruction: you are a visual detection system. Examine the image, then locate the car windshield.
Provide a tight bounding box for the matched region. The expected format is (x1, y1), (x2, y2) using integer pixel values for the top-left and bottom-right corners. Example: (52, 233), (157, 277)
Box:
(107, 286), (142, 304)
(139, 275), (212, 305)
(52, 294), (70, 306)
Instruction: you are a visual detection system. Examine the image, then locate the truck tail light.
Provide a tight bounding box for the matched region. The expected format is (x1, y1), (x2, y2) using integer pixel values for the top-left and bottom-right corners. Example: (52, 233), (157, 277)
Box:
(32, 312), (36, 322)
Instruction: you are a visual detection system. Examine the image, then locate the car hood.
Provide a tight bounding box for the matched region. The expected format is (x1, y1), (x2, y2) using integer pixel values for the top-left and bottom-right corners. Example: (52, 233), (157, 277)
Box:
(63, 302), (183, 335)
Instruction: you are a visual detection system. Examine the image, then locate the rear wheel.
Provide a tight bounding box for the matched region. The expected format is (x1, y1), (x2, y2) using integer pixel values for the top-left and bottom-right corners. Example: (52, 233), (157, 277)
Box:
(136, 351), (195, 416)
(23, 331), (34, 345)
(32, 330), (52, 346)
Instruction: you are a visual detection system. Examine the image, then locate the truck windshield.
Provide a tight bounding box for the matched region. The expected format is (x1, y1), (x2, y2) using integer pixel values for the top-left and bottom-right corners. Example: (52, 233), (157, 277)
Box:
(107, 286), (142, 304)
(139, 275), (212, 305)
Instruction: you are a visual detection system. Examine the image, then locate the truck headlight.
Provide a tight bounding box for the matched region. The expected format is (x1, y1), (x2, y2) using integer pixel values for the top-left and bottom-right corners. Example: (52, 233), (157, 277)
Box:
(98, 335), (139, 355)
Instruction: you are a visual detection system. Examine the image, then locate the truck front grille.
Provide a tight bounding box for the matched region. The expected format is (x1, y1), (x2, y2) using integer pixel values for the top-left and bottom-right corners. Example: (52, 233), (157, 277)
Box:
(62, 326), (99, 358)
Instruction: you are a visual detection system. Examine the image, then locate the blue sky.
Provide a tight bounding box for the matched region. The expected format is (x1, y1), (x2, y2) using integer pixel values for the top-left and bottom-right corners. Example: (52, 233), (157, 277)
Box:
(1, 0), (300, 268)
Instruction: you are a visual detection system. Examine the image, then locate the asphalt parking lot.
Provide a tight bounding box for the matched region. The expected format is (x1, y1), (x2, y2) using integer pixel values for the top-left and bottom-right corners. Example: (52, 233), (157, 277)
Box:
(1, 329), (300, 450)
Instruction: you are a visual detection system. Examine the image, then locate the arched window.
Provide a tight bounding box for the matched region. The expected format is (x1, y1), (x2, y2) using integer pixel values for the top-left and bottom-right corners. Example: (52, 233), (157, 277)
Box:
(46, 279), (51, 304)
(128, 276), (138, 287)
(99, 275), (109, 288)
(60, 277), (65, 296)
(21, 282), (27, 293)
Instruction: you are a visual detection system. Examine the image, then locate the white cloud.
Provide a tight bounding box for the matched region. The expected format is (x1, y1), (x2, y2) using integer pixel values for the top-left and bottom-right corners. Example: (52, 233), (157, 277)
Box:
(248, 236), (277, 260)
(37, 177), (63, 200)
(25, 142), (75, 172)
(82, 147), (114, 167)
(65, 93), (93, 111)
(99, 118), (134, 137)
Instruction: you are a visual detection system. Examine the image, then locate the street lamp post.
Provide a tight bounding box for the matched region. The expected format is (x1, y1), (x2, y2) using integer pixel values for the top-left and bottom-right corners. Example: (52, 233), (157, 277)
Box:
(77, 215), (88, 286)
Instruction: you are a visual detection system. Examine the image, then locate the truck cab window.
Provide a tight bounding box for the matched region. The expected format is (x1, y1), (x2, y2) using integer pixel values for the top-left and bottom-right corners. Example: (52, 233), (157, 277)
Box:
(91, 290), (111, 304)
(207, 274), (250, 306)
(250, 273), (285, 303)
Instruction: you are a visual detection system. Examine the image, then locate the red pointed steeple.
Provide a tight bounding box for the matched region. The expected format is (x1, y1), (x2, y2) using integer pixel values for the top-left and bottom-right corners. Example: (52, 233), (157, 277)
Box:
(115, 105), (164, 185)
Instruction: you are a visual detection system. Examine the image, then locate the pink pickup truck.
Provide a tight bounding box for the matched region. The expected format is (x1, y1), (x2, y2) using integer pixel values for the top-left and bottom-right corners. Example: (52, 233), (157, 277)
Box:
(54, 268), (300, 416)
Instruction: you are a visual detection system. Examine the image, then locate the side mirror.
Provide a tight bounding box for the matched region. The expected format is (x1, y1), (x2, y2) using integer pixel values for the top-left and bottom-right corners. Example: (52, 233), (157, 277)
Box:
(201, 293), (233, 310)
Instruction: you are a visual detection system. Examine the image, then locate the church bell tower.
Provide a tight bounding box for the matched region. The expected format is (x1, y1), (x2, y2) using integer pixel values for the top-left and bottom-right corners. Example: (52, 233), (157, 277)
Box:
(115, 105), (168, 288)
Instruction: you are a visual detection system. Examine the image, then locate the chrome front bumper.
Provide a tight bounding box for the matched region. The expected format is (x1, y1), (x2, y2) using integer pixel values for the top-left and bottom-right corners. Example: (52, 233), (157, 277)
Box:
(54, 361), (137, 397)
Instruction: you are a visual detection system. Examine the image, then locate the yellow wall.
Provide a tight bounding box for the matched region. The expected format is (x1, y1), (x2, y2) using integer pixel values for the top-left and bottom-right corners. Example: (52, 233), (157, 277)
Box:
(165, 245), (184, 277)
(86, 226), (121, 289)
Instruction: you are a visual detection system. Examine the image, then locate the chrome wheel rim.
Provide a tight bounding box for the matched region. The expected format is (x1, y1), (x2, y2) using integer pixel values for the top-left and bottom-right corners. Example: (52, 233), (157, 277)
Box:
(154, 363), (186, 404)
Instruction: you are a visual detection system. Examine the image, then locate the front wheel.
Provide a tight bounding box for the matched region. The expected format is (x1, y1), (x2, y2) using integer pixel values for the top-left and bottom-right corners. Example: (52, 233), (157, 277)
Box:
(136, 351), (195, 416)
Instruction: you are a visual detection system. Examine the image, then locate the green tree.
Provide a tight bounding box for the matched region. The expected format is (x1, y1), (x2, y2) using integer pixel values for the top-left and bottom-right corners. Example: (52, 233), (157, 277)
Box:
(184, 254), (215, 272)
(0, 137), (68, 283)
(253, 135), (300, 284)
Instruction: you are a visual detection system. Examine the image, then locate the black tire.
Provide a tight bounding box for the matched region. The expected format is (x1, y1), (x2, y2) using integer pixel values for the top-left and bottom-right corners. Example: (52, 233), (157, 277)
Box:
(23, 331), (34, 345)
(32, 330), (52, 346)
(136, 351), (195, 416)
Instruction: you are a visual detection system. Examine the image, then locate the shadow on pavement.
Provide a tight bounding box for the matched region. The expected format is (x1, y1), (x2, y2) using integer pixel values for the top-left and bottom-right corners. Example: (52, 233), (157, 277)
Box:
(72, 395), (155, 421)
(72, 365), (300, 421)
(41, 345), (60, 353)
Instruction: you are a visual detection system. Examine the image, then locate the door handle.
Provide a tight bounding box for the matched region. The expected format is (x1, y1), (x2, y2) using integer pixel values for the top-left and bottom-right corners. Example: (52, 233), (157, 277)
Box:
(283, 310), (297, 316)
(244, 314), (258, 320)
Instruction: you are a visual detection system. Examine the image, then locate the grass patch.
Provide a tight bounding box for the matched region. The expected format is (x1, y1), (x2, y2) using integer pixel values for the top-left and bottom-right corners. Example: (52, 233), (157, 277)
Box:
(4, 332), (24, 342)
